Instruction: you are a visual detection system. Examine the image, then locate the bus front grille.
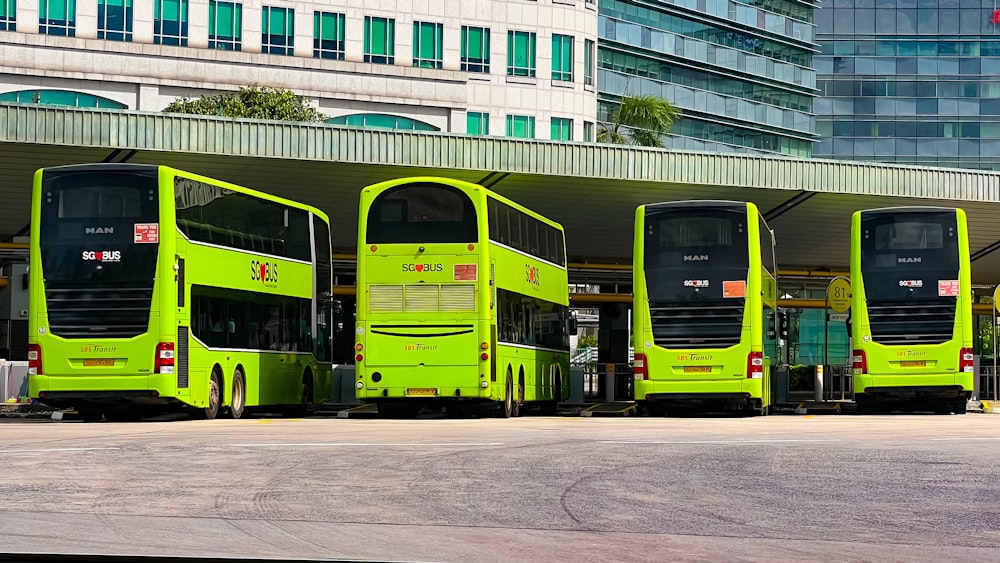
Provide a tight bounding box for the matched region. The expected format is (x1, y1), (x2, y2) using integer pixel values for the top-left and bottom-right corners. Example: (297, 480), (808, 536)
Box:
(647, 300), (745, 349)
(867, 300), (956, 345)
(368, 284), (476, 313)
(44, 285), (153, 339)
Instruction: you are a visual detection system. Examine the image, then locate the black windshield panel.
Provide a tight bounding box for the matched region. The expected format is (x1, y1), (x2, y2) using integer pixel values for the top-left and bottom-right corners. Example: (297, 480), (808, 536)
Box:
(644, 206), (750, 302)
(366, 183), (478, 244)
(40, 169), (160, 338)
(861, 211), (959, 302)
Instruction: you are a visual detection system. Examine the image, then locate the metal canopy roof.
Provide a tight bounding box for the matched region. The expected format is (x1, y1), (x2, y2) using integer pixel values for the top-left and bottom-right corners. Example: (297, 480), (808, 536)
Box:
(3, 103), (1000, 284)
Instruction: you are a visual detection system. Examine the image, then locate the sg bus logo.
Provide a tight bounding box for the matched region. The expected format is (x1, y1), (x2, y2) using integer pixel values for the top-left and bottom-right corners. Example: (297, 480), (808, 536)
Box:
(82, 250), (122, 263)
(526, 265), (540, 286)
(402, 263), (443, 273)
(251, 260), (278, 286)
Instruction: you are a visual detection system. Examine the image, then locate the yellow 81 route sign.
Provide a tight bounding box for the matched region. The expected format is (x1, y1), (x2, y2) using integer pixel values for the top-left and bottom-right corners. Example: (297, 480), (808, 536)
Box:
(827, 276), (851, 313)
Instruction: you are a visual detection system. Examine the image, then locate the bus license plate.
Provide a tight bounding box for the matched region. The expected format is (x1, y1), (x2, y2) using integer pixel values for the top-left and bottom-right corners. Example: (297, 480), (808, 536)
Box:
(683, 366), (711, 373)
(900, 361), (926, 368)
(83, 359), (114, 367)
(406, 388), (437, 396)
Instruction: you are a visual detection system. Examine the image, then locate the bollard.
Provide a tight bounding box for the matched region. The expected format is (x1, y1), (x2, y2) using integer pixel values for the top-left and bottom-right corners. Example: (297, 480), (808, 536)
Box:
(815, 364), (824, 403)
(605, 363), (615, 403)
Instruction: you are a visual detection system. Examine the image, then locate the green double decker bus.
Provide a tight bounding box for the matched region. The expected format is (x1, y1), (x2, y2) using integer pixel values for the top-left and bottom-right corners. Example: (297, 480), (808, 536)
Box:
(851, 207), (973, 414)
(354, 177), (573, 418)
(28, 164), (339, 422)
(632, 201), (778, 416)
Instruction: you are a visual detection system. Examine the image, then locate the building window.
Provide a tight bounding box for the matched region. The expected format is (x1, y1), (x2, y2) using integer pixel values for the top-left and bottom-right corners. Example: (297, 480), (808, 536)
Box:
(467, 112), (489, 135)
(328, 113), (439, 131)
(507, 30), (536, 77)
(1, 0), (16, 31)
(0, 89), (127, 109)
(461, 26), (490, 73)
(39, 0), (75, 36)
(364, 16), (395, 64)
(584, 39), (594, 86)
(506, 115), (535, 139)
(261, 6), (293, 55)
(412, 21), (443, 69)
(97, 0), (132, 41)
(208, 0), (241, 51)
(584, 121), (594, 142)
(551, 117), (572, 141)
(552, 34), (574, 82)
(154, 0), (187, 46)
(313, 11), (345, 60)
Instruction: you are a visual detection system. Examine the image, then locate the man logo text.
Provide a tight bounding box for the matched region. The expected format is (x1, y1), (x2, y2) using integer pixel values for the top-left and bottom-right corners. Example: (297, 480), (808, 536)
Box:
(683, 255), (709, 261)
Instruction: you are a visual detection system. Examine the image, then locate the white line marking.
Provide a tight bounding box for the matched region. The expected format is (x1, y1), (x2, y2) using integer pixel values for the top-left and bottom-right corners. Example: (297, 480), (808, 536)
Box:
(0, 447), (121, 454)
(929, 437), (1000, 441)
(231, 442), (504, 447)
(600, 439), (841, 445)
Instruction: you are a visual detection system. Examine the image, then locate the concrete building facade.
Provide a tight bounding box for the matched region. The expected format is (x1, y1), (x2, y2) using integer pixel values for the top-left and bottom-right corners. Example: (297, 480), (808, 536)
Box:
(0, 0), (598, 140)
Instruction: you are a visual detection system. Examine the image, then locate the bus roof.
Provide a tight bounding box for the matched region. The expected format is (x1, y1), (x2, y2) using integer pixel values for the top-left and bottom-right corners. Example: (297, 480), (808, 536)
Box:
(362, 176), (564, 232)
(38, 163), (330, 225)
(642, 200), (755, 211)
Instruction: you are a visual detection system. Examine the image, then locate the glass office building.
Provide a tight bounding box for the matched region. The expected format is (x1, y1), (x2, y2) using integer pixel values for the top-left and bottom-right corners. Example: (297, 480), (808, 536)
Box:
(597, 0), (820, 157)
(815, 0), (1000, 171)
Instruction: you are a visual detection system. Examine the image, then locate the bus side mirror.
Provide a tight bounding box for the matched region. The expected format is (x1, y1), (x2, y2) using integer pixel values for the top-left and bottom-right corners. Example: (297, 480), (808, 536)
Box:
(331, 300), (344, 334)
(778, 311), (789, 340)
(568, 315), (578, 334)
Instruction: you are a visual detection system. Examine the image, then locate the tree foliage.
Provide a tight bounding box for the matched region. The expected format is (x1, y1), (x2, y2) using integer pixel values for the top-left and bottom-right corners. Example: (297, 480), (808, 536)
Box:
(163, 85), (326, 122)
(597, 94), (681, 148)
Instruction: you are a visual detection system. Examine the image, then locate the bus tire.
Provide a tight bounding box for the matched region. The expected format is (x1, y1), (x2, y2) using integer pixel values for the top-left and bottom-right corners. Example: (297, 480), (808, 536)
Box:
(228, 368), (246, 420)
(200, 370), (221, 420)
(953, 398), (968, 415)
(512, 369), (525, 417)
(497, 371), (514, 418)
(287, 370), (313, 418)
(77, 405), (105, 423)
(540, 372), (561, 416)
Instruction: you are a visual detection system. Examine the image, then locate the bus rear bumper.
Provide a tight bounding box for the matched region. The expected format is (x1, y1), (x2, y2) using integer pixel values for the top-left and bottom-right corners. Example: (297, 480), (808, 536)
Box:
(635, 379), (764, 402)
(855, 374), (973, 400)
(30, 374), (179, 407)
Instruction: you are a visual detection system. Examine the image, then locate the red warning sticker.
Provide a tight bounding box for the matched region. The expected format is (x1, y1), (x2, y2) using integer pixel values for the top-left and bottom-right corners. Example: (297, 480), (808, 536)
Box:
(938, 279), (959, 297)
(723, 280), (746, 298)
(454, 264), (477, 281)
(134, 223), (159, 244)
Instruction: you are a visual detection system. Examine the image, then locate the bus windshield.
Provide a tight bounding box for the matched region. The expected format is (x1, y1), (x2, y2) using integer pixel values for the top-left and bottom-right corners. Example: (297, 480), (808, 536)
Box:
(366, 183), (477, 244)
(39, 169), (160, 338)
(643, 206), (749, 302)
(861, 211), (959, 302)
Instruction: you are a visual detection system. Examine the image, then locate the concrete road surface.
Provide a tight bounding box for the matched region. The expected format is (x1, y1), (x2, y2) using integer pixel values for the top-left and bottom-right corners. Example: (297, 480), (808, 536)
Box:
(1, 414), (999, 562)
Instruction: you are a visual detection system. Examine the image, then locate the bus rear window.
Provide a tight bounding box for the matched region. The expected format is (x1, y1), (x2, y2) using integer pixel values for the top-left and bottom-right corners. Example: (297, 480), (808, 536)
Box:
(873, 221), (944, 250)
(366, 183), (477, 244)
(644, 207), (749, 271)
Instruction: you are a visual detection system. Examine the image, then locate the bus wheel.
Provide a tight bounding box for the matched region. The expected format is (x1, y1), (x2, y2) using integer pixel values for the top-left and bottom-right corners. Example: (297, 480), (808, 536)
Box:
(76, 405), (105, 423)
(228, 368), (246, 420)
(953, 398), (968, 415)
(646, 401), (667, 417)
(512, 370), (525, 417)
(287, 372), (313, 418)
(540, 373), (561, 416)
(201, 371), (221, 420)
(498, 372), (514, 418)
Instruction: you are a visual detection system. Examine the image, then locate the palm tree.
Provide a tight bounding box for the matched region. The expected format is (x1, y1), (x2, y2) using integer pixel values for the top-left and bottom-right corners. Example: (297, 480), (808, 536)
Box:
(597, 94), (681, 148)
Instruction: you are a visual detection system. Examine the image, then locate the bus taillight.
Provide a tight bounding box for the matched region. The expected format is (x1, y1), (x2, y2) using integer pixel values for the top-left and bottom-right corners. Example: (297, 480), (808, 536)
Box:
(747, 352), (763, 379)
(28, 344), (42, 375)
(960, 348), (974, 373)
(852, 349), (867, 375)
(155, 342), (175, 374)
(633, 353), (647, 380)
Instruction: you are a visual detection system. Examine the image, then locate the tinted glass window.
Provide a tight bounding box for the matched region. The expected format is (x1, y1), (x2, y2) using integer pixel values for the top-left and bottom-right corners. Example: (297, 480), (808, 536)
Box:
(496, 289), (570, 351)
(486, 196), (565, 266)
(175, 177), (312, 261)
(861, 211), (959, 301)
(366, 183), (478, 244)
(759, 215), (776, 274)
(191, 285), (313, 353)
(643, 206), (750, 302)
